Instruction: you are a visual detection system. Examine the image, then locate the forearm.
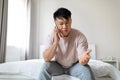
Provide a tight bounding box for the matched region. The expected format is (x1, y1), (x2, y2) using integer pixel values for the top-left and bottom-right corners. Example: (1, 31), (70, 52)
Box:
(43, 42), (58, 62)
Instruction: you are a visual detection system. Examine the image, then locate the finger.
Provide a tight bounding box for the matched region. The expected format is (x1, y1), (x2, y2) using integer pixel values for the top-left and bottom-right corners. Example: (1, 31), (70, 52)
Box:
(81, 60), (87, 65)
(80, 60), (84, 64)
(54, 28), (60, 33)
(83, 58), (89, 64)
(83, 59), (87, 63)
(86, 55), (90, 59)
(83, 59), (86, 63)
(56, 28), (63, 37)
(54, 27), (58, 32)
(85, 56), (90, 62)
(56, 26), (61, 30)
(85, 49), (92, 55)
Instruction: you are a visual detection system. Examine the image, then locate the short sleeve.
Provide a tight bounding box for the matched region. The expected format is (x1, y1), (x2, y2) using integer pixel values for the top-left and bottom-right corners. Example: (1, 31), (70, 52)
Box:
(77, 33), (88, 57)
(44, 32), (54, 50)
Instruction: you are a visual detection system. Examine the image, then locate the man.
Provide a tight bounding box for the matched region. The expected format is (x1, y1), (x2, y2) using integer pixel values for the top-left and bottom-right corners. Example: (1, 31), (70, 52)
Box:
(39, 7), (94, 80)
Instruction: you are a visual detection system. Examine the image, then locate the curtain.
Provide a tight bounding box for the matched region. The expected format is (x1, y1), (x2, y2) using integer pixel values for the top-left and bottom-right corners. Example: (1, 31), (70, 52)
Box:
(5, 0), (40, 62)
(0, 0), (8, 63)
(26, 0), (40, 59)
(5, 0), (30, 62)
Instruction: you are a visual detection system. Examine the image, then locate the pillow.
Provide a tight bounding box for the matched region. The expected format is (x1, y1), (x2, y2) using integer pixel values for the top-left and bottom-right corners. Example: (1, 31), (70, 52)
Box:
(88, 59), (120, 80)
(88, 59), (111, 77)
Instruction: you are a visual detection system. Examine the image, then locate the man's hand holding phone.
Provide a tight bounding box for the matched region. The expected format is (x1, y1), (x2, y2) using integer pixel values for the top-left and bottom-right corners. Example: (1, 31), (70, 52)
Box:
(54, 26), (63, 44)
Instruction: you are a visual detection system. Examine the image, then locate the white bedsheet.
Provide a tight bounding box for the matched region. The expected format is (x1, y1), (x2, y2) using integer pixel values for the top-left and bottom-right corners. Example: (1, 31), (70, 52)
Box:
(0, 74), (35, 80)
(0, 59), (120, 80)
(0, 59), (45, 80)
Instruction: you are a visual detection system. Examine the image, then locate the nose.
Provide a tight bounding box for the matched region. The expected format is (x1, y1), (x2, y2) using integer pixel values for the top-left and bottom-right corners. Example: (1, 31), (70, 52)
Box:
(62, 24), (67, 28)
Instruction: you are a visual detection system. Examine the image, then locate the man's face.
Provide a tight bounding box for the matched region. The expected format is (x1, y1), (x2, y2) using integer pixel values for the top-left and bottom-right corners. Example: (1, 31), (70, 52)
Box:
(55, 17), (72, 37)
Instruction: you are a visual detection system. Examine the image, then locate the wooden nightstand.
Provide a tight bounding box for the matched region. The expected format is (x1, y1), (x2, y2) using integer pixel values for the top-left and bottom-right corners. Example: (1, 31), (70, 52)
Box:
(102, 60), (119, 70)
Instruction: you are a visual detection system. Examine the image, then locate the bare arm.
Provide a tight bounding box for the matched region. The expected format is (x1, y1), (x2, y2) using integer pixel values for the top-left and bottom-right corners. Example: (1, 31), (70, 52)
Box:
(43, 27), (61, 62)
(77, 34), (91, 65)
(43, 42), (58, 62)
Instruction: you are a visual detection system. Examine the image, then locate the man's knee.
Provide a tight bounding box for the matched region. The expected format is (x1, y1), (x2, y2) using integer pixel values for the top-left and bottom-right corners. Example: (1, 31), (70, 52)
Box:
(40, 61), (62, 73)
(39, 62), (52, 80)
(78, 64), (92, 76)
(70, 64), (93, 79)
(40, 62), (51, 73)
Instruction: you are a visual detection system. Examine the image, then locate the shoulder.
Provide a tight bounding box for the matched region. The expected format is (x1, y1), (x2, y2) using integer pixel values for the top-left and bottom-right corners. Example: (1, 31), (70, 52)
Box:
(71, 28), (85, 37)
(71, 28), (87, 43)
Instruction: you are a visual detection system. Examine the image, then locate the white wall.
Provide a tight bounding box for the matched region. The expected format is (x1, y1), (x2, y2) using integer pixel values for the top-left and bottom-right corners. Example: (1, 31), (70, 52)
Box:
(37, 0), (120, 59)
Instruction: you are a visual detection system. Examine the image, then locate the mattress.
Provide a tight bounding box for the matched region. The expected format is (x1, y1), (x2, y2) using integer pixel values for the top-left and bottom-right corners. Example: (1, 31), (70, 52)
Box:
(0, 74), (35, 80)
(0, 74), (113, 80)
(0, 59), (119, 80)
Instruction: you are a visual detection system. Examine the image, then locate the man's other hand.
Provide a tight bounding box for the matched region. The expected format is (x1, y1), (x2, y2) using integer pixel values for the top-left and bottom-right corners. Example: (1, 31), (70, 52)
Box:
(79, 49), (92, 65)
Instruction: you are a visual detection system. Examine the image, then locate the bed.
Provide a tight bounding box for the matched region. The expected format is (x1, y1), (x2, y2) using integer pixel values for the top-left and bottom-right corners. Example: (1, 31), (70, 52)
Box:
(0, 74), (35, 80)
(0, 44), (120, 80)
(0, 59), (120, 80)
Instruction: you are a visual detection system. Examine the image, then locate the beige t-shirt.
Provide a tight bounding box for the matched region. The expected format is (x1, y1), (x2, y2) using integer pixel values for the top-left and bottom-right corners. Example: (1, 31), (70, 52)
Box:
(44, 28), (88, 68)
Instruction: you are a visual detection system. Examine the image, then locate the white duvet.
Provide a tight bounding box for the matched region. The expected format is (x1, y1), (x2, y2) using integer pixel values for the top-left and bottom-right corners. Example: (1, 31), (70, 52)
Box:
(0, 59), (120, 80)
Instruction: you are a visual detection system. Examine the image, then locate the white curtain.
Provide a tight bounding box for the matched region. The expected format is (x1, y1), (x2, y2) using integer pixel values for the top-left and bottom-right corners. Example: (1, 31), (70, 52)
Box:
(6, 0), (40, 62)
(6, 0), (30, 62)
(27, 0), (40, 59)
(0, 0), (8, 63)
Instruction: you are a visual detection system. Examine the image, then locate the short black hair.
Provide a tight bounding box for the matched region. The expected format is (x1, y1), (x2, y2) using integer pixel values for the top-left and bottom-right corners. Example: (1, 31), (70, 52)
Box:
(53, 7), (71, 20)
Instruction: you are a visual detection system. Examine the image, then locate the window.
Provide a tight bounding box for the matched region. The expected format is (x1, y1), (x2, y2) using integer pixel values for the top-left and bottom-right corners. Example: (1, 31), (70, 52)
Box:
(6, 0), (30, 62)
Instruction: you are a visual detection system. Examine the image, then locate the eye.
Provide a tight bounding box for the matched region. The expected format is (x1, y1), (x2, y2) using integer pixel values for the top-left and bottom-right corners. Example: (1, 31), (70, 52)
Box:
(59, 23), (63, 25)
(65, 22), (69, 25)
(66, 23), (69, 24)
